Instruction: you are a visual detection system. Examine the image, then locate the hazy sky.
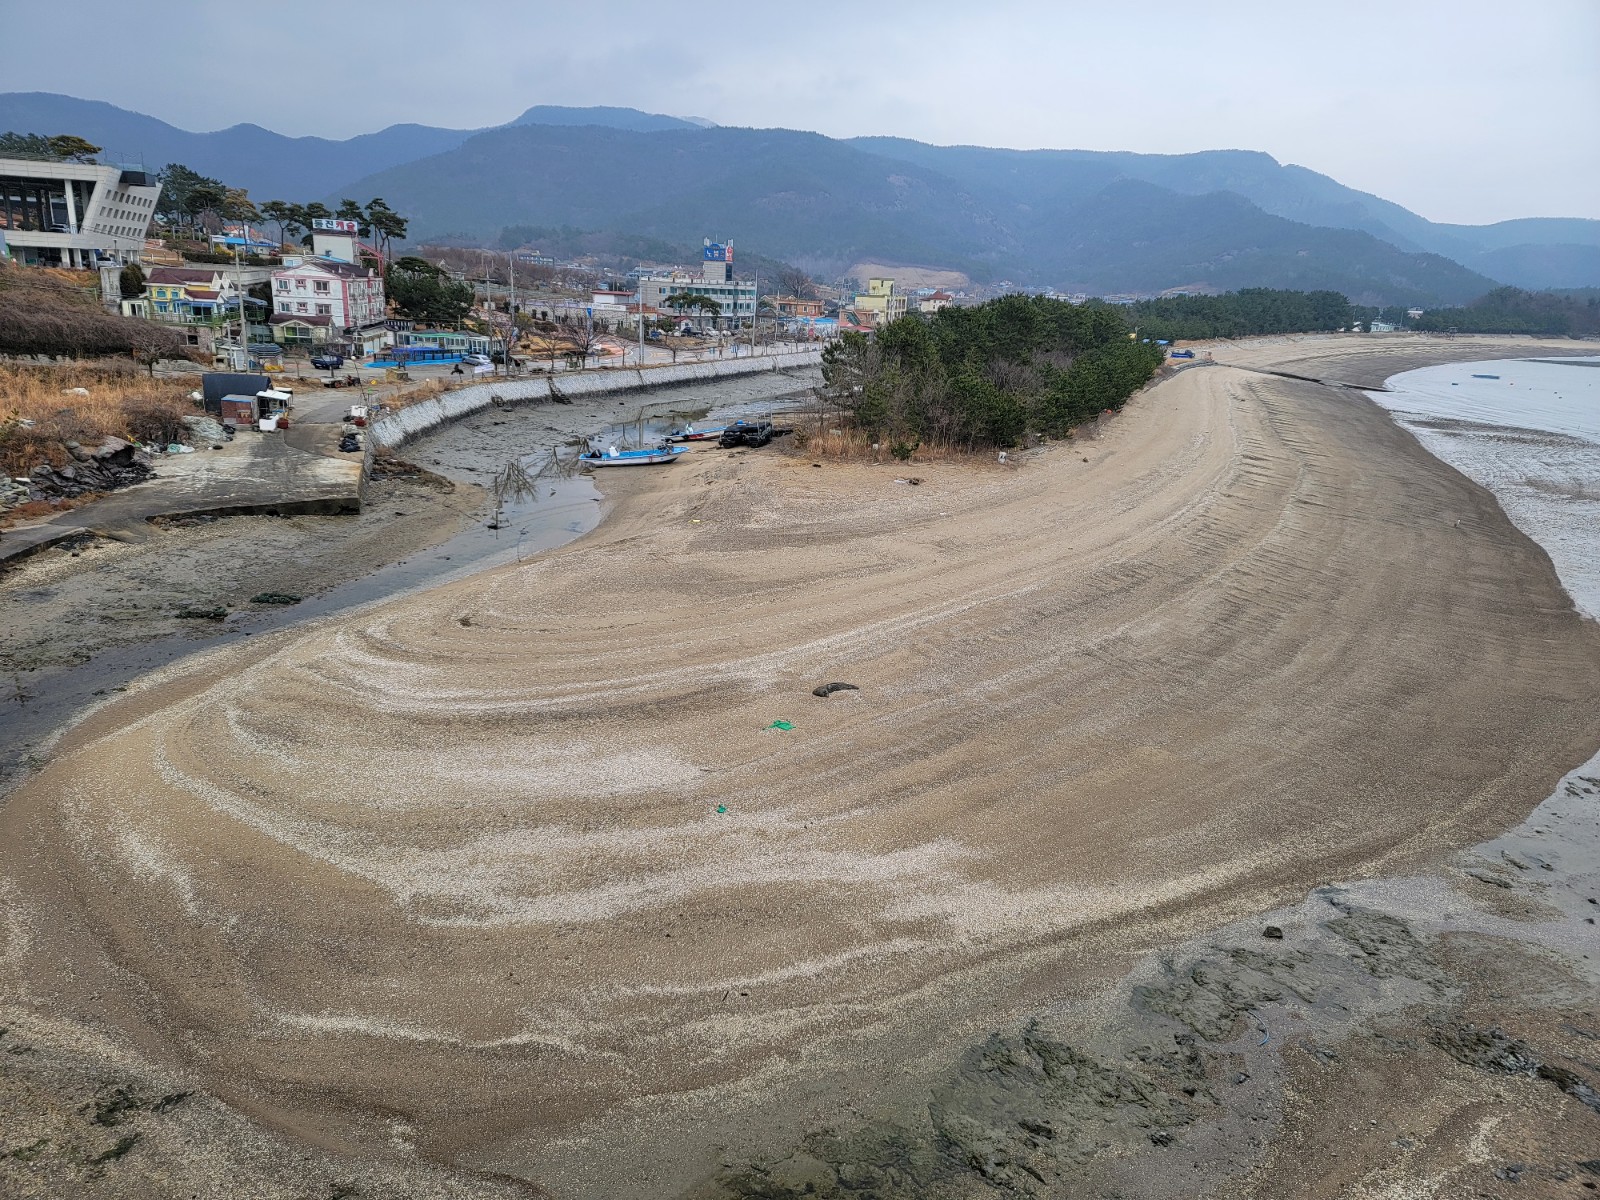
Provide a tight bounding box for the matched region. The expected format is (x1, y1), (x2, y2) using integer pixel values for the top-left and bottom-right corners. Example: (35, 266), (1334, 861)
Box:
(7, 0), (1598, 224)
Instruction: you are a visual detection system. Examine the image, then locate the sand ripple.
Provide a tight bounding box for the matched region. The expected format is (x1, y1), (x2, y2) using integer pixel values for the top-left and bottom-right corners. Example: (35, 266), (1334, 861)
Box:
(5, 338), (1599, 1188)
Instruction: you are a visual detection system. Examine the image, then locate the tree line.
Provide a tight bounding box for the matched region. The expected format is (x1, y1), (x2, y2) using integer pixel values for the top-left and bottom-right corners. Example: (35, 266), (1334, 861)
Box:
(146, 165), (457, 327)
(1123, 288), (1355, 341)
(822, 295), (1164, 450)
(151, 164), (407, 260)
(0, 132), (102, 162)
(1409, 287), (1600, 337)
(1120, 284), (1600, 340)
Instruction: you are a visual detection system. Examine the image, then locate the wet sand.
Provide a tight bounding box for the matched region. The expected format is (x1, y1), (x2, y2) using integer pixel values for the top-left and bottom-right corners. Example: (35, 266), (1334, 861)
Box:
(2, 335), (1597, 1198)
(0, 369), (817, 786)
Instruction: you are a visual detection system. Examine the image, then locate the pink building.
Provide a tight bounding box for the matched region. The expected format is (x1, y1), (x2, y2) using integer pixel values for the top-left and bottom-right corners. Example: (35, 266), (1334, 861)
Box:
(269, 257), (387, 354)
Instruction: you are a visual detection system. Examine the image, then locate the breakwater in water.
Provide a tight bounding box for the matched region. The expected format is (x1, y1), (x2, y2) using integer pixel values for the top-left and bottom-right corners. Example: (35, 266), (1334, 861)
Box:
(369, 349), (824, 448)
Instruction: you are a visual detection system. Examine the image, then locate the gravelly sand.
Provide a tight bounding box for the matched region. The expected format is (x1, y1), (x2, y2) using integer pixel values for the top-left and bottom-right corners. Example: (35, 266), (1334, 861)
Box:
(2, 334), (1597, 1198)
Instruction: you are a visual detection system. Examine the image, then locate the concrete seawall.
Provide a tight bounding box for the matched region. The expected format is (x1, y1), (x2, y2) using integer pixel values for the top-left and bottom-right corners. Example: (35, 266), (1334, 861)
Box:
(369, 349), (824, 450)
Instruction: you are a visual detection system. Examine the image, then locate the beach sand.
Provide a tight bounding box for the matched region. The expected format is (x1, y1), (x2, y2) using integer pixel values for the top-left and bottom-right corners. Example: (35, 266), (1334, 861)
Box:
(1, 334), (1597, 1198)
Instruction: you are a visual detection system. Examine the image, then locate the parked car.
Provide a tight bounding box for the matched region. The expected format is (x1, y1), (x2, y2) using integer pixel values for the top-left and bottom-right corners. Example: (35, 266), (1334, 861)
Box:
(719, 420), (775, 448)
(462, 353), (492, 366)
(310, 354), (344, 370)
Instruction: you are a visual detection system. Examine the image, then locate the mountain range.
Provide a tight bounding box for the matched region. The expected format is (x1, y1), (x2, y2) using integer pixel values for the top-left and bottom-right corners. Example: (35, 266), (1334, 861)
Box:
(4, 92), (1598, 304)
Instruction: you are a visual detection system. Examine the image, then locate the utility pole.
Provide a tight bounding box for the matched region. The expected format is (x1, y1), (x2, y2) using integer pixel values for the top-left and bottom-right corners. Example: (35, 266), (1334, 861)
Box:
(506, 249), (517, 375)
(637, 260), (644, 367)
(232, 224), (247, 366)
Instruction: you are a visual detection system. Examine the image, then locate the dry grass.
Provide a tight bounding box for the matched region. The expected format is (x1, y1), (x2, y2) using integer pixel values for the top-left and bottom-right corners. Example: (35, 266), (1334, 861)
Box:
(0, 362), (200, 475)
(779, 407), (1057, 465)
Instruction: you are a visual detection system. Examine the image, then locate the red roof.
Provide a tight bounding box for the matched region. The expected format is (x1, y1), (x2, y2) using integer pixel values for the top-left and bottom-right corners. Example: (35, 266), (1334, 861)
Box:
(268, 312), (332, 326)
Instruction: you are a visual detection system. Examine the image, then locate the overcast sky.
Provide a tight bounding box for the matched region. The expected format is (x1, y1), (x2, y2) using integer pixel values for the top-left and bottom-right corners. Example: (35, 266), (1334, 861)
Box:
(7, 0), (1597, 224)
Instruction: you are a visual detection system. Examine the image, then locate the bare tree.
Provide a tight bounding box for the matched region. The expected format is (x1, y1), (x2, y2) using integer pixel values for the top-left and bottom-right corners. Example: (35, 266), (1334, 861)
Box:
(776, 264), (815, 299)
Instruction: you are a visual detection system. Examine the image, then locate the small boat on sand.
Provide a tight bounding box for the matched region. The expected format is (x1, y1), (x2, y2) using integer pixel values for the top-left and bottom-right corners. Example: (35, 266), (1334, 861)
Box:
(664, 425), (727, 443)
(1471, 373), (1501, 380)
(579, 445), (688, 467)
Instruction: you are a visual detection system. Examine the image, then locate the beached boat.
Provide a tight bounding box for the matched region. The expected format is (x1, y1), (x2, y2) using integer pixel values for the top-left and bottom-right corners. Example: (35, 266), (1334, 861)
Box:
(1472, 373), (1501, 380)
(664, 425), (727, 443)
(579, 445), (688, 467)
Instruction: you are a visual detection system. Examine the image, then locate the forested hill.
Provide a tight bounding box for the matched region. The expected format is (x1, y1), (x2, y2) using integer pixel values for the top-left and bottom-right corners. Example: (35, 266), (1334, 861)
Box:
(333, 123), (1499, 307)
(0, 93), (704, 199)
(5, 92), (1598, 300)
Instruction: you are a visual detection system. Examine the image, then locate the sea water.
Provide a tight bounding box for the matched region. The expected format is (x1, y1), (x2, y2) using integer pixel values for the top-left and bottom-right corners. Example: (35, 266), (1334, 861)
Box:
(1368, 356), (1600, 618)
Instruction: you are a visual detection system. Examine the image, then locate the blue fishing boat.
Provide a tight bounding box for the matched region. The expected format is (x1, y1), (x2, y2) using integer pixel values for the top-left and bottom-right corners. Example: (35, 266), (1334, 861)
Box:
(1472, 373), (1501, 380)
(579, 444), (688, 468)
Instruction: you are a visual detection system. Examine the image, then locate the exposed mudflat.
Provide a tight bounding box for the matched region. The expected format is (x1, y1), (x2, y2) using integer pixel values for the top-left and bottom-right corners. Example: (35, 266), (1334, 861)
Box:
(2, 335), (1597, 1199)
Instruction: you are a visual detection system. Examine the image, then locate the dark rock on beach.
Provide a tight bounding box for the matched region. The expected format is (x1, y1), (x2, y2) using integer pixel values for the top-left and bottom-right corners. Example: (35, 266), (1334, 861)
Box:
(813, 681), (860, 697)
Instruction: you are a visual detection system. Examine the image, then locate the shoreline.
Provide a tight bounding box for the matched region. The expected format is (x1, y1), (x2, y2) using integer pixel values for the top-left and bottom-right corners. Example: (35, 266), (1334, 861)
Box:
(2, 334), (1598, 1198)
(0, 367), (820, 789)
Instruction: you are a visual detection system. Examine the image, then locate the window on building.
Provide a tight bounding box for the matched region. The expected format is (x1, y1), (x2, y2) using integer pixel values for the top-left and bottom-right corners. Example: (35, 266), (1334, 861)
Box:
(279, 301), (291, 312)
(296, 302), (307, 313)
(277, 279), (289, 292)
(314, 281), (329, 294)
(315, 304), (331, 316)
(295, 279), (306, 290)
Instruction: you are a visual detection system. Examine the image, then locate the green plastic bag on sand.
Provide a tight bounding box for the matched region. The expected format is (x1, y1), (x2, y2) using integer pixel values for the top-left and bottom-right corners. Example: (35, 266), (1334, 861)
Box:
(767, 720), (794, 731)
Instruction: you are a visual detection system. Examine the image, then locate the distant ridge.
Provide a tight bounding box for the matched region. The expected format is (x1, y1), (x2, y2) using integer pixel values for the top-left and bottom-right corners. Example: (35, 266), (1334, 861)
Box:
(509, 105), (708, 132)
(333, 122), (1502, 305)
(0, 92), (711, 198)
(2, 92), (1597, 297)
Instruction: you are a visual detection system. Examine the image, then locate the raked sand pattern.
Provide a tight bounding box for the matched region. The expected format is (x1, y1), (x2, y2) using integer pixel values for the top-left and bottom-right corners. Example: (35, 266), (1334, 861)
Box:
(3, 335), (1599, 1195)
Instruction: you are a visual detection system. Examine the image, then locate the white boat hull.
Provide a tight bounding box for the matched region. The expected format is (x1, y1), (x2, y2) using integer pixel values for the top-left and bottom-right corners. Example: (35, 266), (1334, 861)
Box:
(581, 446), (688, 467)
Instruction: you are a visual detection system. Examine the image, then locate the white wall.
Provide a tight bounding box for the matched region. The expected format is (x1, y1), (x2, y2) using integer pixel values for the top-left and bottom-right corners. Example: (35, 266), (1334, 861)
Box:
(369, 350), (824, 449)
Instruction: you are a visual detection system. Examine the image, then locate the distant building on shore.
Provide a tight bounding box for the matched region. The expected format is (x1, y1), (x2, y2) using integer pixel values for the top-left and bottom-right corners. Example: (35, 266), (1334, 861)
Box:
(848, 278), (908, 327)
(269, 227), (387, 356)
(0, 155), (159, 268)
(635, 238), (757, 328)
(771, 295), (825, 319)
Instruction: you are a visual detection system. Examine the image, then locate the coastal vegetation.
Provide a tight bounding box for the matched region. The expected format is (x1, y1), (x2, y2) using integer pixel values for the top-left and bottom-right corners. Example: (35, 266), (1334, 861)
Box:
(0, 360), (196, 479)
(0, 131), (101, 162)
(1126, 288), (1355, 342)
(1411, 287), (1600, 337)
(821, 295), (1163, 450)
(384, 256), (474, 323)
(153, 164), (410, 263)
(0, 260), (190, 366)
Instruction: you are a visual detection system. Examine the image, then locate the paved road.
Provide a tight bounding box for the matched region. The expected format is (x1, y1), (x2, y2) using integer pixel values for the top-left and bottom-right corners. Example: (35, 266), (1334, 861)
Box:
(0, 426), (364, 564)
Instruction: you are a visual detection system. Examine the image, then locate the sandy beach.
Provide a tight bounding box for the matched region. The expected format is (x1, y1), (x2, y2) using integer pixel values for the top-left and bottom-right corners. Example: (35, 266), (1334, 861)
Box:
(2, 334), (1597, 1198)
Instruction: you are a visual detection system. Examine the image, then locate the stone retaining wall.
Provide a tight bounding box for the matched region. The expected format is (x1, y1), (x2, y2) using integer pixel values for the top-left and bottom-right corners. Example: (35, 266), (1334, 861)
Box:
(369, 350), (824, 449)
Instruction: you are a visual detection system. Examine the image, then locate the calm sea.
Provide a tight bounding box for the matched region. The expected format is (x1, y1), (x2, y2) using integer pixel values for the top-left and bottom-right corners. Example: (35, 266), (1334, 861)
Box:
(1368, 356), (1600, 618)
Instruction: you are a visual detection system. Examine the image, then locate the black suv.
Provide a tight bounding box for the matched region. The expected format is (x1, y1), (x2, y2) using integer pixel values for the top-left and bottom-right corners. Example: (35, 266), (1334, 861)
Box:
(718, 420), (774, 448)
(310, 353), (344, 370)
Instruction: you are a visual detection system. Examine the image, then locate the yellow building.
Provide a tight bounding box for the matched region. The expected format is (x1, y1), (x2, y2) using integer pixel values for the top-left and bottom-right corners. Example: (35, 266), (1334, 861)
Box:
(850, 277), (907, 327)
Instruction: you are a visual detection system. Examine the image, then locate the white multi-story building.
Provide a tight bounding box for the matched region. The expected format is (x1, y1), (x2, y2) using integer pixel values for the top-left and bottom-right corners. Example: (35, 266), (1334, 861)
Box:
(0, 157), (160, 268)
(635, 239), (757, 328)
(269, 257), (387, 354)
